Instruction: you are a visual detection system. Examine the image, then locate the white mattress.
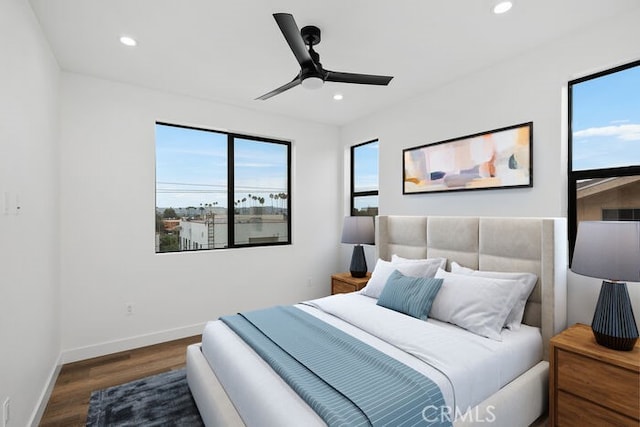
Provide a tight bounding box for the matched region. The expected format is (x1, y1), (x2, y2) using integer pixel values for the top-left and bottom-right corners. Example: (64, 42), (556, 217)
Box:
(201, 293), (542, 427)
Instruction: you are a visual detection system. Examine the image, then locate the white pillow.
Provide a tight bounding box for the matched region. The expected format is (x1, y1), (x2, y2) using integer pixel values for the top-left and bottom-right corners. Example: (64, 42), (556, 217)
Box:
(430, 269), (521, 341)
(362, 258), (442, 299)
(391, 254), (447, 277)
(450, 262), (537, 330)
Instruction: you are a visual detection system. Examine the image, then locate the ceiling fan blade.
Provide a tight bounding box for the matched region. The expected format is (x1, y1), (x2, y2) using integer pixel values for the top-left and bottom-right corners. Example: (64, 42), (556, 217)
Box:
(273, 13), (314, 68)
(325, 70), (393, 86)
(255, 75), (301, 100)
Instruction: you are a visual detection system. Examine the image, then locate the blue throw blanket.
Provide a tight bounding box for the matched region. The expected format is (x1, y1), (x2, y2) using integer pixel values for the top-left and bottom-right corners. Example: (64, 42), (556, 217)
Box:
(221, 306), (451, 427)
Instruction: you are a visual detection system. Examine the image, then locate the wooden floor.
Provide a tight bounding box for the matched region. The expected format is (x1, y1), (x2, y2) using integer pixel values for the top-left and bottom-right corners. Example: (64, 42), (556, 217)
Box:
(39, 335), (202, 427)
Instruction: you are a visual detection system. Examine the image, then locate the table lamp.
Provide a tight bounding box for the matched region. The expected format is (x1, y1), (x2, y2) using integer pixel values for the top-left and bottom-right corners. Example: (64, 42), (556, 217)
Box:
(341, 216), (374, 278)
(571, 221), (639, 351)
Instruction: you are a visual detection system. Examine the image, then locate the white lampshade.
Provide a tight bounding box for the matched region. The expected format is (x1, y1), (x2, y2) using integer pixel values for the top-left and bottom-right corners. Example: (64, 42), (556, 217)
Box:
(341, 216), (374, 245)
(571, 221), (640, 282)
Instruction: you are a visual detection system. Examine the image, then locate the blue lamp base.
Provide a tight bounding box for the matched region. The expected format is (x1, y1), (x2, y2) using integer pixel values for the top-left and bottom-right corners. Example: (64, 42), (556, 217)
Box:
(592, 281), (639, 351)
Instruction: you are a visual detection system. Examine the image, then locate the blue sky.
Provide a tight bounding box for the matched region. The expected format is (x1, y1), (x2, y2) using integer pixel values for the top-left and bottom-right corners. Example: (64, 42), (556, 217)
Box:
(155, 124), (288, 209)
(352, 141), (379, 212)
(353, 140), (379, 192)
(572, 64), (640, 171)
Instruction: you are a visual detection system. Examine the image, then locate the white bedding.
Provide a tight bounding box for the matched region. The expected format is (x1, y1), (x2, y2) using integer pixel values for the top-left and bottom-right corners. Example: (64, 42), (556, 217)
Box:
(201, 293), (542, 426)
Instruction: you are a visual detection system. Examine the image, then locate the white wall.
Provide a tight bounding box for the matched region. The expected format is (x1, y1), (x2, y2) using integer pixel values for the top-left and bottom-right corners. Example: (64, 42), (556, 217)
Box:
(58, 73), (342, 361)
(3, 4), (639, 425)
(340, 9), (640, 328)
(0, 1), (61, 426)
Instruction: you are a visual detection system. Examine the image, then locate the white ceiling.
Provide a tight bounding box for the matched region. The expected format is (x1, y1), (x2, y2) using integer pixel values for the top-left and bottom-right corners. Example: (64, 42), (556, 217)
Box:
(29, 0), (640, 126)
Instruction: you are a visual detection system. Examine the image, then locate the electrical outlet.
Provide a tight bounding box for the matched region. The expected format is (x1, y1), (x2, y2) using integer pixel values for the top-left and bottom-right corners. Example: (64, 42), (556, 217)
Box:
(2, 397), (10, 427)
(307, 277), (313, 288)
(125, 303), (134, 315)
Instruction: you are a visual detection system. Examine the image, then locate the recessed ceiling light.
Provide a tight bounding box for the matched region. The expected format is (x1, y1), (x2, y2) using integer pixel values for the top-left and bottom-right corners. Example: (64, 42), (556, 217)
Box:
(333, 93), (344, 101)
(119, 36), (137, 47)
(493, 1), (513, 14)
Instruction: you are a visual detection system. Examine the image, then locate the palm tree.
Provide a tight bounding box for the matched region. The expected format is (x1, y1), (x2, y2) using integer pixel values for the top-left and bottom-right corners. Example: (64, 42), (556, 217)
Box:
(280, 193), (288, 213)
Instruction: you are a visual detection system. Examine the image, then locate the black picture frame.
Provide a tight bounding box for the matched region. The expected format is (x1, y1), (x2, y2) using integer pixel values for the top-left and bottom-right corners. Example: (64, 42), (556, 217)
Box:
(403, 122), (533, 194)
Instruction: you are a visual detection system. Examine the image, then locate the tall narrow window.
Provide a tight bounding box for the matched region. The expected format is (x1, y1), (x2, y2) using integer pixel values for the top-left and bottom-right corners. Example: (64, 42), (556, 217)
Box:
(155, 123), (291, 253)
(233, 137), (290, 246)
(568, 60), (640, 257)
(351, 140), (379, 216)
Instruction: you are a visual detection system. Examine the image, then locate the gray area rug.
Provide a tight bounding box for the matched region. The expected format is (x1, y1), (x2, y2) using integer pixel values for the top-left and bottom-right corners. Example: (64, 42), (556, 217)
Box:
(86, 368), (204, 426)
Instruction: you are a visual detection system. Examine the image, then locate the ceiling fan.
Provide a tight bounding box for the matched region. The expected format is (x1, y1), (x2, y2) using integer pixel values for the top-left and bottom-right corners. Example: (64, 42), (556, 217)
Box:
(256, 13), (394, 100)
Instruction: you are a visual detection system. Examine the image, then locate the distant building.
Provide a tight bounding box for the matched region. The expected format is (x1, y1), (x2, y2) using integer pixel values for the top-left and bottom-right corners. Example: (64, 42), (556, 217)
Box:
(179, 214), (287, 250)
(180, 218), (218, 250)
(576, 176), (640, 221)
(162, 219), (181, 231)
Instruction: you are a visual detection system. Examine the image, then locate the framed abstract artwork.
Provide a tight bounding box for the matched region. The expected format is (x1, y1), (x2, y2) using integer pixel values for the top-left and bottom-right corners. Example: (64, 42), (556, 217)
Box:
(403, 122), (533, 194)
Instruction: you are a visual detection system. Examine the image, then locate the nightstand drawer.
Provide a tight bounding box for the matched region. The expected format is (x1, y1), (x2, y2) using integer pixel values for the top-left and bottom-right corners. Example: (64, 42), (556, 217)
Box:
(557, 349), (640, 419)
(331, 280), (357, 294)
(331, 272), (370, 295)
(557, 390), (638, 427)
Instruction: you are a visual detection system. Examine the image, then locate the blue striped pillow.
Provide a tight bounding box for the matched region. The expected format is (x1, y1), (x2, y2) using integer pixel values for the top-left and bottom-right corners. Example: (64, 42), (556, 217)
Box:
(376, 270), (444, 320)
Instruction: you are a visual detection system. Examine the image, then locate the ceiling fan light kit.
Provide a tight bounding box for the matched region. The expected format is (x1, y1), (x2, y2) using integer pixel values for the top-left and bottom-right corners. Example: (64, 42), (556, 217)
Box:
(256, 13), (393, 100)
(301, 76), (323, 90)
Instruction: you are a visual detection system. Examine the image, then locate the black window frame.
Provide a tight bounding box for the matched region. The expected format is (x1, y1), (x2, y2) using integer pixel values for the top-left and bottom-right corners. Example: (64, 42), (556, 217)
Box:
(350, 139), (379, 217)
(156, 121), (292, 252)
(567, 59), (640, 260)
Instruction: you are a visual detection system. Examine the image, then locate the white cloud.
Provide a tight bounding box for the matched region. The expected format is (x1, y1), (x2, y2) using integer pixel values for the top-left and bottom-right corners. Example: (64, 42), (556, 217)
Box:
(573, 124), (640, 141)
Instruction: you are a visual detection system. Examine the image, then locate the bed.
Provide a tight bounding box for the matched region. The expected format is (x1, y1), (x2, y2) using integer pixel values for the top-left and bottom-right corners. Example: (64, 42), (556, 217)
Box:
(186, 215), (567, 426)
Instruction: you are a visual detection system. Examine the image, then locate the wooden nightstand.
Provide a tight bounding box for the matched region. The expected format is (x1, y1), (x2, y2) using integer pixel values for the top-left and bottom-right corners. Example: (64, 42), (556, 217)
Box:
(549, 323), (640, 426)
(331, 272), (370, 295)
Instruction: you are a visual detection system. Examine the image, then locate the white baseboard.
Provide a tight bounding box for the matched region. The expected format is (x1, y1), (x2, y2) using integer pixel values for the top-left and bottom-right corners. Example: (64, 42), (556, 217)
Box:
(60, 322), (206, 364)
(29, 353), (62, 427)
(30, 323), (206, 425)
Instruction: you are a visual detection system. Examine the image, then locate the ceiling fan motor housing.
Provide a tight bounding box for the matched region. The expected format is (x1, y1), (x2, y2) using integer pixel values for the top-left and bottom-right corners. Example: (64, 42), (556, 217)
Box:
(301, 25), (321, 46)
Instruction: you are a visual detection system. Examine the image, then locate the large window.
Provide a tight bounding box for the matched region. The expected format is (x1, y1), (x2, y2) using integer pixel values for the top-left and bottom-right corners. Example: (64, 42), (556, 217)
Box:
(568, 60), (640, 257)
(351, 140), (379, 216)
(155, 123), (291, 253)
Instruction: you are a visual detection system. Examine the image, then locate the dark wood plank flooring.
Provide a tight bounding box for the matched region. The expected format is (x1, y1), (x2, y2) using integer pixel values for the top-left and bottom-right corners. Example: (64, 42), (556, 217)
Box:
(39, 335), (201, 426)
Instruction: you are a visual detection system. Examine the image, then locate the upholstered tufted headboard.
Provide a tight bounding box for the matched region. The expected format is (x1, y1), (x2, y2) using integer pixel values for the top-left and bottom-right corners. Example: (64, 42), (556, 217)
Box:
(375, 216), (567, 361)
